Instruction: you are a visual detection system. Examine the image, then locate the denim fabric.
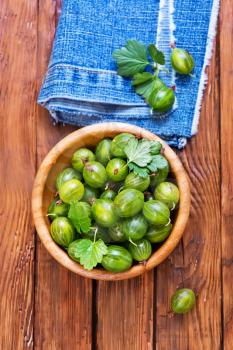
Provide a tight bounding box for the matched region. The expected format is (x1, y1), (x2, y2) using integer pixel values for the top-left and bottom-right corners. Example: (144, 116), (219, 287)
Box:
(38, 0), (219, 148)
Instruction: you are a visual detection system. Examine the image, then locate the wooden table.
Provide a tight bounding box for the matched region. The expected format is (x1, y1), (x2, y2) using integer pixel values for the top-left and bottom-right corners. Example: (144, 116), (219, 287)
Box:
(0, 0), (232, 349)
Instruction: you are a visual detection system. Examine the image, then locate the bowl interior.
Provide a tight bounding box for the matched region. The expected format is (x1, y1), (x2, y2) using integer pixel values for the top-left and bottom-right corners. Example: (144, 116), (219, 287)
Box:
(35, 123), (190, 281)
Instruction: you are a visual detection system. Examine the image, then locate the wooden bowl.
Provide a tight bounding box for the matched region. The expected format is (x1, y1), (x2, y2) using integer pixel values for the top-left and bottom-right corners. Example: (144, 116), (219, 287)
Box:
(32, 122), (190, 281)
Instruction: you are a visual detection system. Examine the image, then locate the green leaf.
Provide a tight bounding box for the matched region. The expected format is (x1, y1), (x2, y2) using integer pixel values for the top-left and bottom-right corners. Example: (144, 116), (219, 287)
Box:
(147, 155), (169, 172)
(73, 239), (92, 256)
(68, 202), (91, 234)
(112, 40), (150, 77)
(125, 138), (152, 167)
(132, 73), (154, 100)
(128, 163), (150, 178)
(150, 140), (162, 155)
(133, 78), (156, 101)
(132, 72), (154, 86)
(148, 44), (165, 65)
(73, 239), (108, 270)
(134, 80), (155, 101)
(133, 75), (166, 101)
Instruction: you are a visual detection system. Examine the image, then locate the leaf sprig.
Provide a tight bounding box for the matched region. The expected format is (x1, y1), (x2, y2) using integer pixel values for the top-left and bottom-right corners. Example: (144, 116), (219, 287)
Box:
(68, 202), (108, 270)
(72, 238), (108, 270)
(113, 40), (165, 78)
(112, 40), (174, 112)
(125, 137), (167, 177)
(113, 40), (195, 113)
(125, 138), (152, 167)
(112, 40), (150, 77)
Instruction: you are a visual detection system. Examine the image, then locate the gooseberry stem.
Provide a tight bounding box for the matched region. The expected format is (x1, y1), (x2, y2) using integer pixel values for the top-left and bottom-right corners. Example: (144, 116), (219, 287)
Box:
(150, 63), (169, 77)
(93, 227), (98, 243)
(171, 202), (176, 211)
(149, 172), (158, 177)
(150, 63), (157, 70)
(165, 218), (171, 226)
(118, 186), (124, 193)
(160, 67), (170, 73)
(129, 238), (137, 247)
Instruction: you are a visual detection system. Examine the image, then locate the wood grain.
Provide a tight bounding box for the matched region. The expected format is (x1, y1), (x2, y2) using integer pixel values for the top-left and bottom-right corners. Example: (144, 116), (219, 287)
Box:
(0, 0), (37, 348)
(34, 1), (93, 349)
(155, 39), (222, 349)
(96, 272), (154, 350)
(0, 0), (231, 347)
(220, 1), (233, 349)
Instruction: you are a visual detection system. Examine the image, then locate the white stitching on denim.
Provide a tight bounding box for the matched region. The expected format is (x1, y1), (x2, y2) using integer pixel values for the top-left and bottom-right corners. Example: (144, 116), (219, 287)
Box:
(48, 63), (118, 75)
(156, 0), (177, 114)
(191, 0), (221, 135)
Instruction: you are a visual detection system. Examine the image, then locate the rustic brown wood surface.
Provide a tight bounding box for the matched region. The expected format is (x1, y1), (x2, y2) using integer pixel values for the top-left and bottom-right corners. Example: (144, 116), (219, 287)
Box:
(0, 0), (232, 349)
(35, 1), (93, 349)
(220, 1), (233, 349)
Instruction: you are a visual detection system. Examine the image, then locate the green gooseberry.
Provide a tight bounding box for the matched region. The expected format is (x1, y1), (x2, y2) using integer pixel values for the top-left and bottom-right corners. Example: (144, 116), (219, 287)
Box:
(122, 214), (148, 241)
(72, 148), (95, 172)
(114, 189), (144, 218)
(50, 217), (75, 248)
(150, 163), (169, 190)
(59, 179), (84, 204)
(110, 133), (135, 158)
(154, 182), (180, 209)
(101, 245), (133, 273)
(68, 239), (82, 262)
(145, 223), (172, 243)
(92, 199), (118, 228)
(109, 223), (127, 243)
(149, 86), (175, 113)
(140, 77), (166, 102)
(170, 48), (194, 75)
(106, 158), (128, 182)
(83, 161), (108, 189)
(95, 138), (112, 165)
(171, 288), (196, 314)
(47, 199), (69, 221)
(100, 189), (117, 201)
(56, 167), (82, 191)
(143, 200), (170, 226)
(124, 172), (150, 192)
(127, 238), (152, 261)
(82, 185), (99, 205)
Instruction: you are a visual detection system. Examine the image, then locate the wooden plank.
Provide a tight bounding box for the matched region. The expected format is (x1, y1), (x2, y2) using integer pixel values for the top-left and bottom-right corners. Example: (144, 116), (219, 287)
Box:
(155, 41), (222, 348)
(35, 1), (93, 349)
(220, 1), (233, 349)
(96, 272), (154, 350)
(0, 0), (37, 348)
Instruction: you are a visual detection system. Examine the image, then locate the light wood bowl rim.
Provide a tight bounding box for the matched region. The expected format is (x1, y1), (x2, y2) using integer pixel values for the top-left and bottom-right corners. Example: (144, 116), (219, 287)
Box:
(32, 122), (190, 281)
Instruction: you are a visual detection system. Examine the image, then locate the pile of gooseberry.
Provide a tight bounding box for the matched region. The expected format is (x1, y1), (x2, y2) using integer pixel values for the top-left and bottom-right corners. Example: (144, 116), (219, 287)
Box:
(48, 133), (180, 273)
